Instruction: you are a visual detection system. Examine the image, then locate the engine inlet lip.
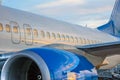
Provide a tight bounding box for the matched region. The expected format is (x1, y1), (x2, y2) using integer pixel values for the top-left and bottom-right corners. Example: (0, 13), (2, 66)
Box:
(1, 51), (51, 80)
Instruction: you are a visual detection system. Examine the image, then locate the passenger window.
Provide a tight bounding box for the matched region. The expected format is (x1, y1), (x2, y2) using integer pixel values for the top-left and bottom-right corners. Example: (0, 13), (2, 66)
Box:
(87, 39), (90, 44)
(57, 33), (61, 40)
(0, 23), (3, 31)
(95, 40), (97, 43)
(46, 32), (50, 39)
(33, 29), (38, 37)
(98, 41), (101, 43)
(79, 38), (82, 44)
(80, 38), (84, 44)
(83, 38), (86, 44)
(41, 31), (45, 38)
(13, 26), (18, 33)
(71, 36), (74, 42)
(90, 40), (93, 44)
(23, 24), (33, 45)
(62, 34), (65, 41)
(66, 35), (69, 41)
(52, 33), (56, 39)
(6, 24), (11, 32)
(26, 28), (31, 36)
(91, 40), (94, 44)
(91, 40), (93, 44)
(95, 40), (98, 43)
(92, 40), (95, 44)
(75, 37), (78, 43)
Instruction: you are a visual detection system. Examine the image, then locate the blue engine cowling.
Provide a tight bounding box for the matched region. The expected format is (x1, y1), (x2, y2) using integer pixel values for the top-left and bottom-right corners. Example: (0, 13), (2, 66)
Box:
(1, 47), (98, 80)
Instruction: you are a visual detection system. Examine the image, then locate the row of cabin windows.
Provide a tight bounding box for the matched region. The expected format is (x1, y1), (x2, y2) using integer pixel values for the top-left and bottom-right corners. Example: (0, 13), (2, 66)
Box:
(0, 22), (102, 44)
(40, 31), (76, 42)
(40, 30), (101, 44)
(0, 23), (19, 33)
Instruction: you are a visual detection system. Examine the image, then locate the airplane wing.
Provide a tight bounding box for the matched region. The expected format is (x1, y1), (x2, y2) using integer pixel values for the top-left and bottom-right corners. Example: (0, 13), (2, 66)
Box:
(43, 41), (120, 57)
(76, 41), (120, 69)
(76, 41), (120, 57)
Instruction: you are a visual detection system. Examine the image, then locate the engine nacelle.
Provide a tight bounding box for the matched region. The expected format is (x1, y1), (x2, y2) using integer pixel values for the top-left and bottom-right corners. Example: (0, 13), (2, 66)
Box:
(1, 48), (98, 80)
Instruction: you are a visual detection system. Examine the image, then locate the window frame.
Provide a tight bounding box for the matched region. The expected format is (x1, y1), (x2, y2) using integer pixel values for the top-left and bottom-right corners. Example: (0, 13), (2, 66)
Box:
(52, 33), (56, 39)
(46, 32), (51, 39)
(40, 30), (45, 38)
(6, 24), (11, 32)
(70, 36), (74, 42)
(57, 33), (61, 40)
(66, 35), (70, 42)
(61, 34), (65, 41)
(33, 29), (38, 37)
(13, 26), (19, 33)
(0, 23), (3, 31)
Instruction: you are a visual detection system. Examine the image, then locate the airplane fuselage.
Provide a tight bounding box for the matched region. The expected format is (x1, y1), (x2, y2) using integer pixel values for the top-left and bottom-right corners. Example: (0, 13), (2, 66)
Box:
(0, 1), (120, 80)
(0, 5), (118, 53)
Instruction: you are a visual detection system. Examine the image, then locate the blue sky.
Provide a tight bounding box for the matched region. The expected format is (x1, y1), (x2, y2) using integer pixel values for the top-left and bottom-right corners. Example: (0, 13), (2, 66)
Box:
(2, 0), (115, 28)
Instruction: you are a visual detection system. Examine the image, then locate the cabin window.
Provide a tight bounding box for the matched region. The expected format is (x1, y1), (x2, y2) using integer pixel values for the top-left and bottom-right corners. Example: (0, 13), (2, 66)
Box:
(46, 32), (50, 39)
(66, 35), (69, 41)
(90, 40), (93, 44)
(91, 40), (93, 44)
(33, 29), (38, 37)
(92, 40), (95, 44)
(95, 40), (98, 43)
(79, 37), (83, 44)
(0, 23), (3, 31)
(52, 33), (56, 39)
(87, 39), (90, 44)
(83, 38), (86, 44)
(26, 28), (32, 36)
(85, 39), (88, 44)
(86, 39), (89, 44)
(75, 37), (78, 43)
(91, 40), (94, 44)
(41, 31), (45, 38)
(6, 24), (11, 32)
(57, 33), (61, 40)
(61, 34), (65, 41)
(71, 36), (74, 42)
(13, 26), (18, 33)
(97, 41), (100, 43)
(98, 41), (101, 43)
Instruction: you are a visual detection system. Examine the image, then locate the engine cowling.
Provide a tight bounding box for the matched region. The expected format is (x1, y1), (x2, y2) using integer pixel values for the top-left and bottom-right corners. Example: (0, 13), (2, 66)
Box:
(1, 47), (98, 80)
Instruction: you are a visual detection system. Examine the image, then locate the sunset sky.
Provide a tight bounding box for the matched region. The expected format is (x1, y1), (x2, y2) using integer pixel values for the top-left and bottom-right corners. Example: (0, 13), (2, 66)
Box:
(2, 0), (115, 28)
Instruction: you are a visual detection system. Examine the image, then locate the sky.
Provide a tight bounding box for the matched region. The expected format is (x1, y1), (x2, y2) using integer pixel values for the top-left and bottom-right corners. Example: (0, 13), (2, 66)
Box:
(1, 0), (115, 28)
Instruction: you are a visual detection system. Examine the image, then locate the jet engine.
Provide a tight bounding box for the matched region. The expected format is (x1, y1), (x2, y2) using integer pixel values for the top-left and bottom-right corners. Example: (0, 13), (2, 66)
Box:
(1, 48), (98, 80)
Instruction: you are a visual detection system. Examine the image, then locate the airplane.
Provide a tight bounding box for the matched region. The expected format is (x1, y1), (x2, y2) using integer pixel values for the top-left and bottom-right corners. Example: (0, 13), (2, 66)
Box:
(0, 0), (120, 80)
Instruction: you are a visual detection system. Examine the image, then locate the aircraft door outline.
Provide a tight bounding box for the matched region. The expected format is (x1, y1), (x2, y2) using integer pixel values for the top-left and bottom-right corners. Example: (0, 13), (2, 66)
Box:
(10, 21), (21, 44)
(23, 24), (33, 45)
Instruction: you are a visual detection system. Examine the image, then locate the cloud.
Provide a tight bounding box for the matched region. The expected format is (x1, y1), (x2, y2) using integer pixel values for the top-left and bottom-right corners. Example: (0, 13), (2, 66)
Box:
(77, 19), (109, 28)
(32, 4), (113, 20)
(32, 0), (113, 17)
(29, 0), (114, 28)
(35, 0), (85, 9)
(2, 0), (115, 28)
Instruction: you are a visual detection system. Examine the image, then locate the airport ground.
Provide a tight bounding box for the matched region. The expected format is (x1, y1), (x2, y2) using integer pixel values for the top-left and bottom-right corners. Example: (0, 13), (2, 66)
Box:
(98, 64), (120, 80)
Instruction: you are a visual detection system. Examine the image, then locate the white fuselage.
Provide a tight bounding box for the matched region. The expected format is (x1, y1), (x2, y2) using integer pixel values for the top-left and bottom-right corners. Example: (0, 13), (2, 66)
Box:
(0, 5), (119, 53)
